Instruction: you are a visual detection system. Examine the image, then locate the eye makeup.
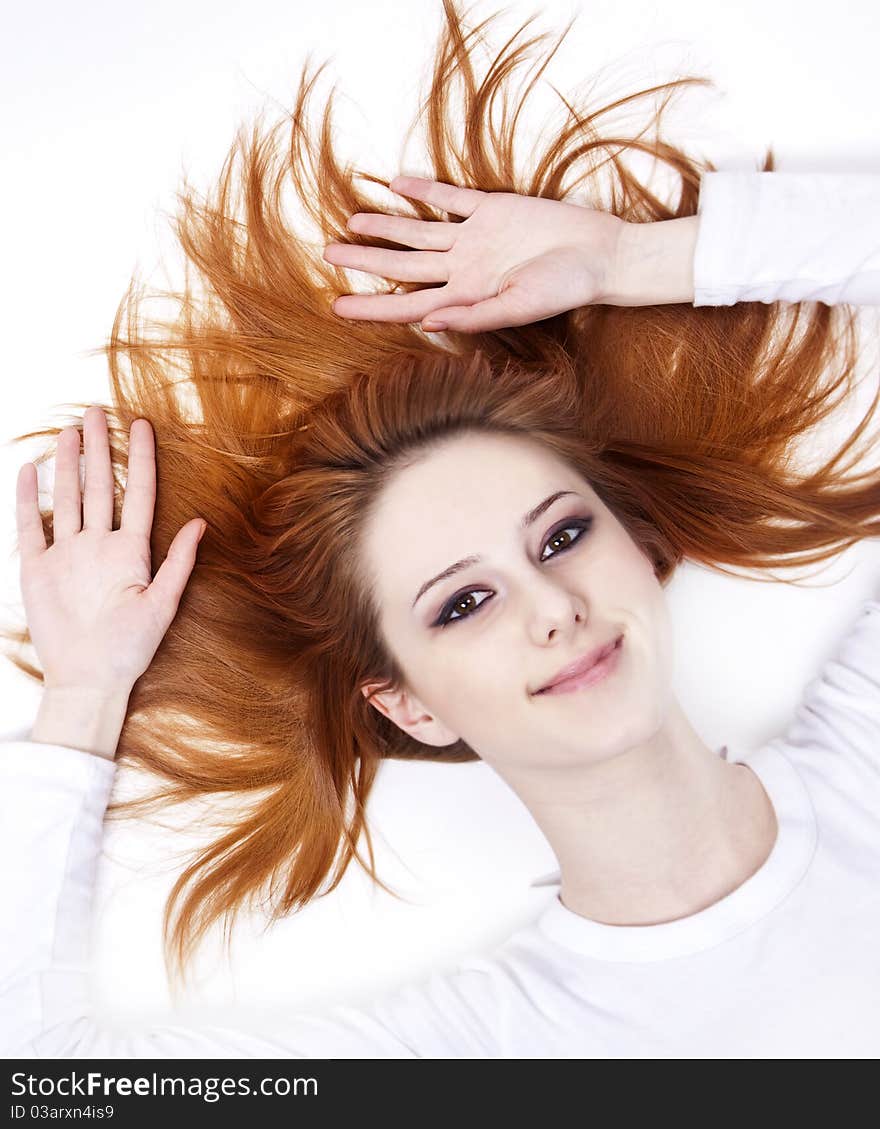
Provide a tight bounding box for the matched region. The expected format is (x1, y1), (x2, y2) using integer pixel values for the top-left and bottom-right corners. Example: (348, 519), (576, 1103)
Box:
(430, 515), (594, 629)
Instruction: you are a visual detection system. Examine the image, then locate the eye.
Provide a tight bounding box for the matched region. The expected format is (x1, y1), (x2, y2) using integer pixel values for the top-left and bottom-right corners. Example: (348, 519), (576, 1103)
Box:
(433, 516), (593, 628)
(539, 517), (592, 562)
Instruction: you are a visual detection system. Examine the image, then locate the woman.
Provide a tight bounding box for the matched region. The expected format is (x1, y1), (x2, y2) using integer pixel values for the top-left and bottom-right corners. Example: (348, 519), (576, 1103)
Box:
(2, 1), (880, 1056)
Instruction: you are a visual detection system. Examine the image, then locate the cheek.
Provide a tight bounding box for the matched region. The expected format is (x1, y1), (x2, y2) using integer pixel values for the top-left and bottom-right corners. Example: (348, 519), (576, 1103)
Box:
(388, 636), (486, 712)
(426, 645), (519, 724)
(603, 537), (647, 578)
(604, 542), (659, 607)
(445, 644), (507, 693)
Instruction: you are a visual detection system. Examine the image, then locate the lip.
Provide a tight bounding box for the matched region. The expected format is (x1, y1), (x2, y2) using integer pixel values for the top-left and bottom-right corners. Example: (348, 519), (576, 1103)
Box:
(534, 635), (624, 695)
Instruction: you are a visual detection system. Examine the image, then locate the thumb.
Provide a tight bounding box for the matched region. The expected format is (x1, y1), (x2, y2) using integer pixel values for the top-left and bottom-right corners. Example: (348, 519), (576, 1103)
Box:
(144, 519), (206, 631)
(421, 285), (536, 334)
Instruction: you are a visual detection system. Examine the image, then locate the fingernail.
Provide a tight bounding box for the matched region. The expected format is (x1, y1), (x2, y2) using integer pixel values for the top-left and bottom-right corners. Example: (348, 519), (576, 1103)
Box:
(422, 320), (447, 331)
(197, 522), (207, 542)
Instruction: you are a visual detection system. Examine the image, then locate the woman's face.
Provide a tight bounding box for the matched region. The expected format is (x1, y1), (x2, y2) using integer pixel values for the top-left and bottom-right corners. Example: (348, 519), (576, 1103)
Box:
(359, 430), (675, 780)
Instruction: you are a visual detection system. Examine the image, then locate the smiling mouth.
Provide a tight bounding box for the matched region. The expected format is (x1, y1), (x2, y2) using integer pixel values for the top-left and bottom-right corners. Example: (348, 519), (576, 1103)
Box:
(534, 635), (624, 695)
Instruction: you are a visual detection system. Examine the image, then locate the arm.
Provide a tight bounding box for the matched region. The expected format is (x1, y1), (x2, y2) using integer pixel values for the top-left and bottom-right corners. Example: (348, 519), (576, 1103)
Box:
(29, 686), (130, 761)
(606, 172), (880, 309)
(703, 171), (880, 308)
(601, 216), (699, 306)
(0, 733), (504, 1058)
(327, 170), (880, 333)
(782, 598), (880, 788)
(692, 171), (880, 307)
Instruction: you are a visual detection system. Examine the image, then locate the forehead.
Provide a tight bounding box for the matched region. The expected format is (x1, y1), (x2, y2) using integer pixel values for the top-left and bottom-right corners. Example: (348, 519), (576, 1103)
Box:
(361, 431), (592, 583)
(379, 430), (587, 518)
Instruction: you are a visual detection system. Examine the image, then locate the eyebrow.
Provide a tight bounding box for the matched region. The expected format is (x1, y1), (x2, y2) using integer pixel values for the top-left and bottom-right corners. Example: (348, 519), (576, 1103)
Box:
(411, 489), (579, 609)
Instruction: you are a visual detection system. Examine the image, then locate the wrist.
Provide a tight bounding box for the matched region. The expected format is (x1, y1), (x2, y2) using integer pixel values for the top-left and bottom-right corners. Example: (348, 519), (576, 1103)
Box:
(30, 685), (132, 762)
(602, 216), (699, 306)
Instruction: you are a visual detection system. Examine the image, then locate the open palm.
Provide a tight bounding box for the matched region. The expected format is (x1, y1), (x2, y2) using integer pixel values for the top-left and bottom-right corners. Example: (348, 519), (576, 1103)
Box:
(323, 175), (626, 333)
(15, 406), (206, 696)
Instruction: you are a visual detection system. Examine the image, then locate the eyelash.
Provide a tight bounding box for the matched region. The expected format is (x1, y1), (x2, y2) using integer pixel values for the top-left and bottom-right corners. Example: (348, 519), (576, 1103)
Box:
(433, 516), (594, 629)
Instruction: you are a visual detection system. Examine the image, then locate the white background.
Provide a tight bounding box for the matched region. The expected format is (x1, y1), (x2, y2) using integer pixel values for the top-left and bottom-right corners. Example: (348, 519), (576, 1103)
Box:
(1, 0), (879, 1029)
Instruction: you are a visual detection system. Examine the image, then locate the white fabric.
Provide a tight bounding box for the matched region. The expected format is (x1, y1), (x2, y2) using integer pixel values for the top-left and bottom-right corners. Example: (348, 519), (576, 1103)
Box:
(3, 171), (880, 1059)
(693, 171), (880, 306)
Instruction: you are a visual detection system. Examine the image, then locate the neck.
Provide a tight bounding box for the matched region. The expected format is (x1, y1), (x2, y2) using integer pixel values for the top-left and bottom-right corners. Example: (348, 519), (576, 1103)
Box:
(515, 699), (778, 927)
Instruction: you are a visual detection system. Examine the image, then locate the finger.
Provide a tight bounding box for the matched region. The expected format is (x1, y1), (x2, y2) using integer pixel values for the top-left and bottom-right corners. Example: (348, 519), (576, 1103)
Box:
(15, 461), (47, 563)
(120, 417), (156, 539)
(421, 287), (541, 334)
(323, 243), (448, 284)
(343, 212), (456, 251)
(143, 518), (205, 635)
(82, 406), (115, 532)
(389, 175), (486, 219)
(332, 286), (452, 325)
(52, 425), (83, 541)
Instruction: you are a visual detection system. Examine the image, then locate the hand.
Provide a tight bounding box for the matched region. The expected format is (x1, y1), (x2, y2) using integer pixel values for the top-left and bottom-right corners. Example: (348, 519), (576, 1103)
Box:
(323, 175), (628, 333)
(15, 405), (206, 697)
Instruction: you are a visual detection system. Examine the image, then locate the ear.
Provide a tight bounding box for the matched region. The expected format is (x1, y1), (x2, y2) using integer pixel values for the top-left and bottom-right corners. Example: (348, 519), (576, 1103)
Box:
(360, 679), (460, 747)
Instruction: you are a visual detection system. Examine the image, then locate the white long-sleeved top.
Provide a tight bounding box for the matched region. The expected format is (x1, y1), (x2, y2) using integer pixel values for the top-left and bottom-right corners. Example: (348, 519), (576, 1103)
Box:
(693, 170), (880, 306)
(2, 171), (880, 1059)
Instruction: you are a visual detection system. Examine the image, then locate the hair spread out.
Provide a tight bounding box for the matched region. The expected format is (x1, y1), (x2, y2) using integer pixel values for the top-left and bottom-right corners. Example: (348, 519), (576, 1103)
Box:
(3, 0), (878, 994)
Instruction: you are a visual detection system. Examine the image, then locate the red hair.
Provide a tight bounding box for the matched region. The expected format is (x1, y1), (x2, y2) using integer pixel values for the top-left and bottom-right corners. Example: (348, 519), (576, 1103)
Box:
(3, 0), (877, 994)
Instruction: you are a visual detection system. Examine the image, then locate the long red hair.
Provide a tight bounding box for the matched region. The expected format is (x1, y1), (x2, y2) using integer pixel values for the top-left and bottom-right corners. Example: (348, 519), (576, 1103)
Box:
(3, 0), (877, 994)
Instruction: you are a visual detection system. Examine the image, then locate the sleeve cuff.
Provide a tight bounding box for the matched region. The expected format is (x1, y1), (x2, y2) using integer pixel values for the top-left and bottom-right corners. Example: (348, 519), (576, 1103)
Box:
(693, 171), (880, 307)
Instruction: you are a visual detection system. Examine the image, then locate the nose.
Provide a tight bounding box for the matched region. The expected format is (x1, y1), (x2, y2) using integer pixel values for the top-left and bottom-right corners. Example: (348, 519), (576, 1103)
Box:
(523, 569), (587, 642)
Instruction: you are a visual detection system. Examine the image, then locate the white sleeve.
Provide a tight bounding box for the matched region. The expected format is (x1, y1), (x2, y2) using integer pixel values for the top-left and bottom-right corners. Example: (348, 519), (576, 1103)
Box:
(781, 599), (880, 790)
(692, 172), (880, 307)
(0, 741), (505, 1059)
